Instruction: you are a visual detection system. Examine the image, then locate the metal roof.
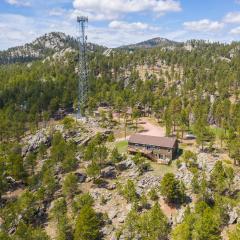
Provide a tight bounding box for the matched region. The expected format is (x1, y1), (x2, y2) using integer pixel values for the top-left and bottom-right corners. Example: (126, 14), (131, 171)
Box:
(129, 134), (177, 149)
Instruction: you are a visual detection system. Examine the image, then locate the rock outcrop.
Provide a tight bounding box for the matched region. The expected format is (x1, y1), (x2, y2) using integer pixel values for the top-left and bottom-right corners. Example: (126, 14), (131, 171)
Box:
(22, 129), (51, 156)
(176, 163), (194, 189)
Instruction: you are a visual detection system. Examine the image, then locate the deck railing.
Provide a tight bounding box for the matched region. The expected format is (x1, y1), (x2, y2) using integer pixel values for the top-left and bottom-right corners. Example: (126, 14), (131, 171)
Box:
(128, 146), (171, 165)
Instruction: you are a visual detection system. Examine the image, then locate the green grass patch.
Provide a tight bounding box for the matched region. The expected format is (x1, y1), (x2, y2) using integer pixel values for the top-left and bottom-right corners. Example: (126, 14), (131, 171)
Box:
(115, 140), (128, 153)
(223, 159), (232, 165)
(210, 126), (225, 138)
(150, 160), (177, 177)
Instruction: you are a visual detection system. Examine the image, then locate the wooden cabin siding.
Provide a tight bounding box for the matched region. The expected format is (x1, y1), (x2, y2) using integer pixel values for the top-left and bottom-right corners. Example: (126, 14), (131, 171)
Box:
(128, 134), (178, 164)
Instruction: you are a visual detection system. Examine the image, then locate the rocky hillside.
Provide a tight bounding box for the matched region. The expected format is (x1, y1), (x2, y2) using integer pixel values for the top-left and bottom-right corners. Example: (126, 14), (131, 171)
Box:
(120, 37), (182, 49)
(1, 31), (240, 239)
(1, 115), (240, 240)
(0, 32), (105, 64)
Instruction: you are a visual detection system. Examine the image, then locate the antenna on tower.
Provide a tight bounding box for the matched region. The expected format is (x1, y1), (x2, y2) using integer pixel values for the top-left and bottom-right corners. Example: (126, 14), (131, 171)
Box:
(77, 16), (88, 119)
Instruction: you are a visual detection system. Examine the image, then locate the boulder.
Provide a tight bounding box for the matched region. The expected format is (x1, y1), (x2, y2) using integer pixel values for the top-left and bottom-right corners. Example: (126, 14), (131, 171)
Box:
(176, 163), (193, 189)
(6, 176), (16, 185)
(106, 183), (117, 191)
(175, 208), (186, 225)
(101, 225), (115, 236)
(6, 176), (24, 190)
(8, 227), (16, 235)
(90, 189), (102, 200)
(233, 174), (240, 191)
(119, 231), (141, 240)
(117, 206), (131, 224)
(228, 207), (239, 224)
(136, 174), (161, 195)
(116, 159), (135, 171)
(118, 215), (125, 223)
(197, 153), (216, 173)
(74, 172), (87, 183)
(101, 166), (117, 179)
(108, 209), (118, 220)
(22, 130), (51, 156)
(128, 169), (140, 179)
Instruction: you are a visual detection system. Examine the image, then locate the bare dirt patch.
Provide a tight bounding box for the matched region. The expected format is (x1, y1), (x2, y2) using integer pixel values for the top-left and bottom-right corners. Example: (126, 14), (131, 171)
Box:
(159, 197), (177, 220)
(138, 118), (165, 137)
(2, 188), (25, 200)
(45, 220), (58, 240)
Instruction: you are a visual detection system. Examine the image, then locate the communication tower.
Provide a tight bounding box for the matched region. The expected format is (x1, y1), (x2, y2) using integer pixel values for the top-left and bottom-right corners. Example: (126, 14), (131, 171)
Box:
(77, 16), (88, 118)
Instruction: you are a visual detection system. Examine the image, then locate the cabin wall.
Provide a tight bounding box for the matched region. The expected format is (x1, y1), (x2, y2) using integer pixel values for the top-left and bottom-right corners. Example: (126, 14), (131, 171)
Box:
(128, 142), (176, 160)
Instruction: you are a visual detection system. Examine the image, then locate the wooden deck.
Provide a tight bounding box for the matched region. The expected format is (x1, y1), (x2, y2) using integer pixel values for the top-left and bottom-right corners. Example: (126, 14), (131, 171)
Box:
(128, 147), (171, 165)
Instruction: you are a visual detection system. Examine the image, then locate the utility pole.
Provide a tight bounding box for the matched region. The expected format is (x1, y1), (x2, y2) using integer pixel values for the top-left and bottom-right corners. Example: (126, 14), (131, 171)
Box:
(77, 16), (88, 119)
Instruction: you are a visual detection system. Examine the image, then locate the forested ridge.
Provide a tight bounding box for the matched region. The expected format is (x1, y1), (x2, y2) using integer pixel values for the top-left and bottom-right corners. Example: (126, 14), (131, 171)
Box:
(0, 35), (240, 240)
(1, 39), (240, 143)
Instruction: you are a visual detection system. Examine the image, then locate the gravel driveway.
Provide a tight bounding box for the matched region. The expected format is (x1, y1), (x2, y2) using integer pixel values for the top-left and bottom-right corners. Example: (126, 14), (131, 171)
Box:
(138, 118), (165, 137)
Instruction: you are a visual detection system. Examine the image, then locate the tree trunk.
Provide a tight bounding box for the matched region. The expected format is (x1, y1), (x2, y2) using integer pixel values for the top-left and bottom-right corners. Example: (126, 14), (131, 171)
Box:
(124, 115), (127, 140)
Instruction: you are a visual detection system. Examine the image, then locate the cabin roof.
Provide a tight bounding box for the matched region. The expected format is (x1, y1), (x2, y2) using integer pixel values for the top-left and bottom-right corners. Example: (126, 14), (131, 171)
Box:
(129, 134), (177, 149)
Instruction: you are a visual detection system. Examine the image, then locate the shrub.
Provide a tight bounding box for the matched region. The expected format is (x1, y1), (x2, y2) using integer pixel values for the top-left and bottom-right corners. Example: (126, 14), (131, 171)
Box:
(62, 173), (78, 198)
(148, 188), (159, 201)
(72, 193), (94, 215)
(121, 180), (138, 203)
(86, 163), (100, 178)
(107, 132), (115, 142)
(110, 148), (122, 163)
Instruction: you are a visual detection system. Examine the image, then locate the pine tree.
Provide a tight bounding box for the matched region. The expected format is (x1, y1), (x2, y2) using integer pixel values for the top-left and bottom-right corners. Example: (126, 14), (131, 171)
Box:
(161, 173), (186, 204)
(74, 205), (101, 240)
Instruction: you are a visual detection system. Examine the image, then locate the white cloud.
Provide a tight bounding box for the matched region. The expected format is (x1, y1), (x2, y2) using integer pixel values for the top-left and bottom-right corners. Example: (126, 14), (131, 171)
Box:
(70, 9), (117, 21)
(87, 25), (160, 47)
(224, 12), (240, 24)
(183, 19), (224, 32)
(109, 21), (151, 31)
(94, 20), (160, 46)
(230, 26), (240, 34)
(5, 0), (31, 7)
(0, 14), (36, 49)
(48, 8), (67, 17)
(163, 30), (187, 41)
(2, 6), (240, 51)
(0, 13), (74, 50)
(72, 0), (182, 20)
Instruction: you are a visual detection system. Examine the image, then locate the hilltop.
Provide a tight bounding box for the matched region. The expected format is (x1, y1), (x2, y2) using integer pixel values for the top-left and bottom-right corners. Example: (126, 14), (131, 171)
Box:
(0, 32), (106, 64)
(1, 32), (240, 65)
(119, 37), (182, 49)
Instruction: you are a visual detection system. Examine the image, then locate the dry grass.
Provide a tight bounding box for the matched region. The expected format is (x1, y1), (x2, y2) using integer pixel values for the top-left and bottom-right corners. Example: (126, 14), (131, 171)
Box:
(149, 160), (178, 177)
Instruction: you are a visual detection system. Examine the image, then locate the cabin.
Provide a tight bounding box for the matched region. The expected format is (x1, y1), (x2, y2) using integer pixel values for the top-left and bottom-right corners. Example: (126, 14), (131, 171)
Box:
(128, 134), (178, 164)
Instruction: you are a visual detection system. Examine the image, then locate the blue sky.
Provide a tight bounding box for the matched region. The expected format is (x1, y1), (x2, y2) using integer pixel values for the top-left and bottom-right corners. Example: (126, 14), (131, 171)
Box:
(0, 0), (240, 50)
